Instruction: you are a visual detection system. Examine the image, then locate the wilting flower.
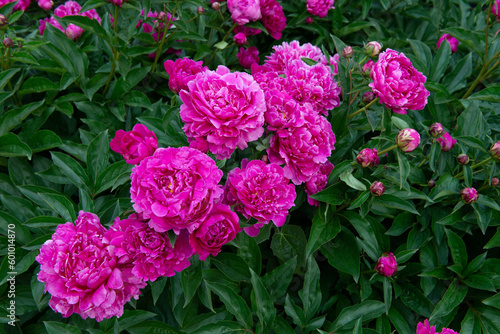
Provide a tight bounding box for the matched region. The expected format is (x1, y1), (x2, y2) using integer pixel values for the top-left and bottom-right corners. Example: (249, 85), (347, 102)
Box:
(36, 211), (146, 322)
(164, 58), (207, 94)
(369, 49), (430, 114)
(396, 128), (420, 153)
(436, 132), (456, 152)
(460, 187), (478, 204)
(179, 66), (265, 160)
(237, 47), (260, 69)
(457, 154), (469, 165)
(306, 0), (334, 18)
(356, 148), (379, 167)
(234, 32), (247, 45)
(130, 147), (223, 233)
(305, 161), (334, 206)
(261, 0), (287, 40)
(370, 181), (385, 196)
(437, 34), (459, 53)
(110, 124), (158, 165)
(227, 0), (261, 25)
(189, 204), (239, 260)
(489, 141), (500, 161)
(375, 252), (397, 277)
(428, 122), (444, 138)
(365, 41), (382, 57)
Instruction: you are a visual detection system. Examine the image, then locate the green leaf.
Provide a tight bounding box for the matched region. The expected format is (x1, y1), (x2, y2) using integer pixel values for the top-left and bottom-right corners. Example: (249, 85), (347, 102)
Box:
(341, 211), (381, 261)
(127, 321), (179, 334)
(388, 308), (411, 334)
(309, 182), (345, 205)
(118, 310), (157, 332)
(0, 133), (32, 159)
(373, 194), (419, 215)
(430, 279), (468, 320)
(348, 191), (370, 210)
(483, 293), (500, 309)
(57, 15), (110, 43)
(455, 101), (487, 138)
(408, 39), (432, 73)
(442, 53), (472, 94)
(28, 130), (62, 153)
(181, 257), (202, 307)
(235, 232), (262, 275)
(396, 150), (410, 189)
(442, 28), (481, 53)
(86, 130), (109, 187)
(464, 274), (496, 292)
(307, 206), (341, 257)
(44, 321), (82, 334)
(321, 229), (360, 282)
(428, 141), (441, 172)
(38, 192), (77, 222)
(463, 252), (487, 277)
(211, 253), (250, 282)
(468, 86), (500, 102)
(124, 90), (153, 110)
(299, 257), (322, 321)
(0, 68), (20, 90)
(285, 295), (306, 326)
(396, 249), (418, 263)
(261, 256), (297, 300)
(112, 66), (151, 99)
(330, 300), (385, 331)
(18, 77), (58, 97)
(79, 0), (108, 12)
(10, 51), (39, 65)
(485, 227), (500, 249)
(250, 269), (276, 332)
(95, 161), (132, 195)
(271, 225), (307, 269)
(51, 151), (91, 194)
(476, 195), (500, 211)
(272, 317), (295, 334)
(399, 283), (434, 317)
(340, 170), (367, 191)
(386, 212), (414, 236)
(430, 39), (451, 82)
(383, 278), (392, 315)
(446, 229), (468, 268)
(0, 212), (32, 245)
(0, 100), (45, 136)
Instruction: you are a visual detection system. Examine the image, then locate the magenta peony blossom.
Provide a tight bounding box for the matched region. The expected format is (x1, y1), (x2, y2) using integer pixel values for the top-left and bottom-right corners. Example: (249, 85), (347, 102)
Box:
(437, 34), (459, 53)
(436, 131), (456, 152)
(264, 40), (327, 72)
(264, 89), (305, 130)
(305, 161), (334, 206)
(370, 181), (385, 196)
(189, 204), (239, 261)
(261, 0), (287, 40)
(130, 147), (223, 233)
(417, 320), (437, 334)
(440, 329), (459, 334)
(268, 111), (336, 185)
(164, 58), (207, 94)
(179, 66), (265, 160)
(460, 187), (478, 204)
(237, 47), (260, 69)
(234, 32), (247, 45)
(36, 211), (146, 322)
(369, 49), (430, 114)
(306, 0), (334, 18)
(110, 124), (158, 165)
(37, 0), (53, 10)
(227, 0), (261, 25)
(0, 0), (30, 11)
(396, 128), (420, 153)
(225, 159), (296, 232)
(375, 252), (397, 276)
(104, 215), (193, 281)
(356, 148), (379, 167)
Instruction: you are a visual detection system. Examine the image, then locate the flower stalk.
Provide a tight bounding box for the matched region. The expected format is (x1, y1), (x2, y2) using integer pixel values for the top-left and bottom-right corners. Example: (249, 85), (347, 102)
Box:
(347, 97), (379, 119)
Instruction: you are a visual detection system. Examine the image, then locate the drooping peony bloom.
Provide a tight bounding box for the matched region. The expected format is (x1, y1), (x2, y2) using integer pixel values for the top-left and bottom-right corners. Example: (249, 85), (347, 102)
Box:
(237, 47), (260, 69)
(36, 211), (146, 322)
(437, 34), (459, 53)
(37, 0), (53, 10)
(356, 148), (379, 167)
(369, 49), (430, 114)
(428, 122), (444, 138)
(306, 0), (334, 18)
(164, 58), (208, 94)
(110, 124), (158, 165)
(370, 181), (385, 196)
(396, 128), (420, 153)
(130, 147), (223, 233)
(179, 66), (265, 160)
(305, 161), (334, 206)
(189, 204), (239, 261)
(227, 0), (261, 25)
(417, 320), (437, 334)
(436, 132), (456, 152)
(261, 0), (287, 40)
(489, 140), (500, 161)
(460, 187), (478, 204)
(225, 159), (296, 234)
(104, 215), (193, 281)
(375, 252), (397, 276)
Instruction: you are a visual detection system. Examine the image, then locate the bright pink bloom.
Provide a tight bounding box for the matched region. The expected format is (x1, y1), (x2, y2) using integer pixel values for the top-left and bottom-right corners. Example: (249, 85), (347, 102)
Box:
(189, 137), (210, 153)
(227, 0), (261, 25)
(369, 49), (430, 114)
(264, 90), (304, 130)
(417, 320), (437, 334)
(36, 211), (146, 322)
(261, 0), (287, 40)
(180, 66), (265, 160)
(237, 47), (260, 69)
(234, 32), (247, 45)
(356, 148), (379, 167)
(492, 1), (500, 20)
(436, 132), (456, 152)
(0, 0), (30, 11)
(189, 204), (239, 261)
(437, 34), (459, 53)
(362, 59), (375, 76)
(375, 252), (397, 277)
(439, 329), (459, 334)
(396, 128), (420, 153)
(460, 187), (479, 204)
(110, 124), (158, 165)
(37, 0), (53, 10)
(130, 147), (223, 233)
(306, 0), (334, 18)
(107, 0), (125, 5)
(264, 40), (326, 72)
(305, 161), (334, 206)
(104, 215), (193, 281)
(164, 58), (207, 94)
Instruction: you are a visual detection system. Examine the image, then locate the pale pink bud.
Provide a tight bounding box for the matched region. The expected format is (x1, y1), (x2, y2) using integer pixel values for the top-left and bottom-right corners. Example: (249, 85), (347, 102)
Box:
(212, 2), (220, 10)
(376, 252), (397, 277)
(356, 148), (379, 168)
(197, 6), (205, 14)
(342, 46), (353, 58)
(362, 60), (374, 77)
(489, 141), (500, 161)
(65, 25), (84, 40)
(0, 15), (8, 29)
(362, 91), (375, 104)
(492, 177), (499, 187)
(396, 128), (420, 153)
(429, 122), (444, 137)
(457, 154), (469, 165)
(460, 187), (478, 204)
(370, 181), (385, 197)
(365, 41), (382, 57)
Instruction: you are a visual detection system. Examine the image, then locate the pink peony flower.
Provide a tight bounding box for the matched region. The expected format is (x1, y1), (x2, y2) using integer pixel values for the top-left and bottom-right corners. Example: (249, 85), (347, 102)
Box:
(305, 161), (334, 206)
(362, 60), (375, 76)
(189, 204), (239, 261)
(104, 215), (193, 281)
(39, 1), (101, 38)
(356, 148), (379, 167)
(225, 159), (296, 233)
(130, 147), (223, 233)
(370, 181), (385, 196)
(164, 58), (208, 94)
(37, 0), (53, 10)
(264, 89), (305, 130)
(437, 34), (459, 53)
(440, 329), (459, 334)
(227, 0), (262, 25)
(492, 1), (500, 20)
(36, 211), (146, 322)
(261, 0), (287, 40)
(396, 128), (420, 153)
(237, 46), (260, 69)
(110, 124), (158, 165)
(489, 140), (500, 161)
(234, 32), (247, 45)
(375, 252), (397, 276)
(460, 187), (478, 204)
(0, 0), (30, 11)
(417, 320), (437, 334)
(436, 132), (456, 152)
(268, 111), (336, 185)
(179, 66), (265, 160)
(306, 0), (334, 18)
(264, 40), (326, 72)
(369, 49), (430, 114)
(107, 0), (125, 5)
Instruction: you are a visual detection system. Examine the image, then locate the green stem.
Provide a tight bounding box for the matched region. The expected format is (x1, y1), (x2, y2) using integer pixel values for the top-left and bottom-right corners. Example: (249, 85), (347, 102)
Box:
(378, 144), (398, 157)
(207, 23), (237, 66)
(484, 0), (494, 66)
(462, 48), (500, 99)
(455, 157), (493, 178)
(418, 156), (430, 168)
(103, 6), (120, 96)
(359, 55), (368, 64)
(347, 97), (379, 120)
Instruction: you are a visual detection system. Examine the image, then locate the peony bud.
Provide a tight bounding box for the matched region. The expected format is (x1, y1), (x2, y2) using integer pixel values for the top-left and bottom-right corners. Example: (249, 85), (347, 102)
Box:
(365, 41), (382, 57)
(356, 148), (379, 168)
(342, 46), (353, 58)
(305, 17), (314, 24)
(362, 91), (375, 104)
(197, 6), (205, 15)
(396, 128), (420, 153)
(436, 132), (457, 152)
(375, 252), (397, 277)
(212, 2), (220, 10)
(460, 187), (479, 204)
(492, 177), (499, 187)
(157, 11), (168, 23)
(457, 154), (469, 165)
(489, 141), (500, 161)
(0, 14), (8, 29)
(370, 181), (385, 197)
(362, 59), (374, 77)
(3, 38), (13, 48)
(65, 25), (84, 41)
(429, 122), (444, 138)
(261, 154), (269, 163)
(233, 32), (247, 46)
(428, 179), (436, 189)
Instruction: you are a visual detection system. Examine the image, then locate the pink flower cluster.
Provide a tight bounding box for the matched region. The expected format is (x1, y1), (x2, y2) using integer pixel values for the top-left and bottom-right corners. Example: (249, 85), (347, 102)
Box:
(417, 320), (458, 334)
(306, 0), (335, 18)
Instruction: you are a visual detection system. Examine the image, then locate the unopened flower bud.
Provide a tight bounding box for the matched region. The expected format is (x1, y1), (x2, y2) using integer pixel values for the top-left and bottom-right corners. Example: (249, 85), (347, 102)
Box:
(157, 11), (168, 23)
(370, 181), (385, 197)
(428, 179), (436, 189)
(3, 37), (13, 48)
(396, 128), (420, 153)
(362, 60), (374, 77)
(460, 187), (479, 204)
(261, 154), (268, 163)
(365, 41), (382, 57)
(356, 148), (379, 168)
(234, 32), (247, 46)
(212, 2), (220, 10)
(197, 6), (205, 15)
(342, 46), (353, 58)
(375, 252), (397, 277)
(489, 141), (500, 161)
(362, 91), (375, 104)
(305, 17), (313, 24)
(457, 154), (469, 165)
(429, 122), (444, 138)
(436, 132), (456, 152)
(492, 177), (499, 187)
(0, 14), (8, 29)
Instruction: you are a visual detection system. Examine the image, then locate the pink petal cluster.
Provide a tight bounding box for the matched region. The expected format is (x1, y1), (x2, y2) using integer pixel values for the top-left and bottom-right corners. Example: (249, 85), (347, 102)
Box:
(375, 252), (397, 276)
(264, 40), (331, 72)
(37, 0), (53, 10)
(36, 211), (146, 322)
(227, 0), (262, 25)
(356, 148), (379, 167)
(369, 49), (430, 114)
(460, 187), (479, 204)
(110, 124), (158, 165)
(261, 0), (287, 40)
(417, 320), (458, 334)
(234, 32), (248, 45)
(179, 66), (265, 160)
(305, 161), (334, 206)
(237, 47), (260, 69)
(225, 160), (296, 236)
(306, 0), (334, 18)
(104, 215), (193, 281)
(0, 0), (30, 11)
(437, 34), (459, 53)
(264, 90), (304, 130)
(130, 147), (223, 233)
(436, 132), (456, 152)
(396, 128), (420, 153)
(164, 57), (208, 94)
(189, 204), (240, 260)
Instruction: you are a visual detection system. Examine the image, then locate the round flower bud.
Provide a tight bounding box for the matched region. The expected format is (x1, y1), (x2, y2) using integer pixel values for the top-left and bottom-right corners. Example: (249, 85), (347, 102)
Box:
(157, 11), (168, 23)
(365, 41), (382, 57)
(362, 91), (375, 104)
(489, 141), (500, 161)
(197, 6), (205, 15)
(436, 132), (456, 152)
(356, 148), (379, 168)
(362, 60), (374, 77)
(234, 32), (247, 46)
(460, 187), (479, 204)
(428, 179), (436, 189)
(396, 128), (420, 153)
(375, 252), (397, 277)
(492, 177), (499, 187)
(212, 2), (220, 10)
(370, 181), (385, 197)
(3, 38), (13, 48)
(342, 46), (353, 58)
(0, 15), (8, 29)
(305, 17), (314, 24)
(429, 122), (444, 138)
(457, 154), (469, 165)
